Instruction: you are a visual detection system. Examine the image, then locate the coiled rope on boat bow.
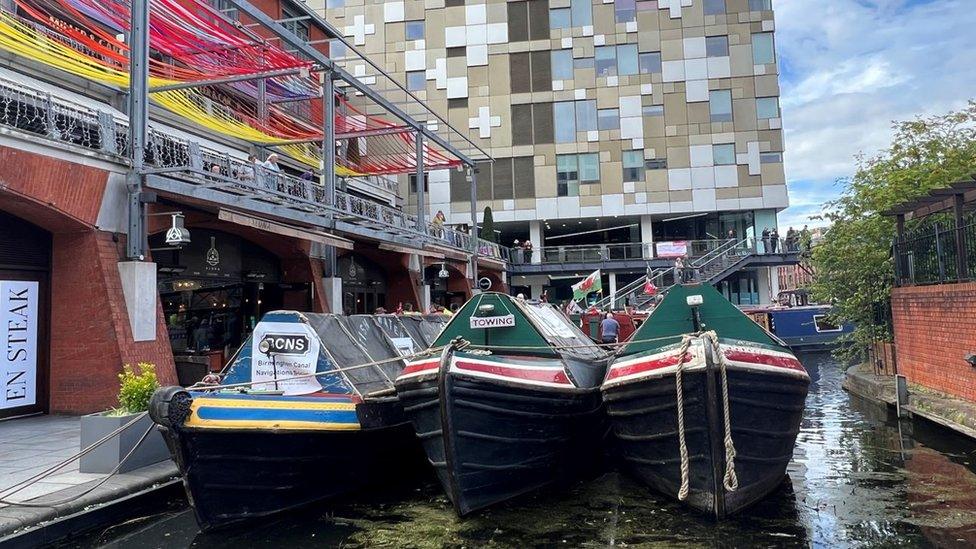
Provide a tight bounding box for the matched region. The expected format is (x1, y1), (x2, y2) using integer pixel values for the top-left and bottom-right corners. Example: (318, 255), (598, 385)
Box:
(674, 331), (738, 502)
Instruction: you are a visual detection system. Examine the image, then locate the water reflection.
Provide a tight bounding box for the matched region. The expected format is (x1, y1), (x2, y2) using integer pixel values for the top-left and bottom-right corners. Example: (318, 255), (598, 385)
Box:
(61, 352), (976, 548)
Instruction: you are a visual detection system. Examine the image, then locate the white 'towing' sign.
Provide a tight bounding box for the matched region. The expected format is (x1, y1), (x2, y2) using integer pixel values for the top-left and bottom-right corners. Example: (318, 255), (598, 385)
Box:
(470, 314), (516, 329)
(251, 321), (322, 395)
(1, 281), (39, 410)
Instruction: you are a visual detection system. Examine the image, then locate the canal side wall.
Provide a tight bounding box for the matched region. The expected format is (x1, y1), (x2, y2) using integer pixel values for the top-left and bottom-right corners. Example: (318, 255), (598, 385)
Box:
(891, 282), (976, 403)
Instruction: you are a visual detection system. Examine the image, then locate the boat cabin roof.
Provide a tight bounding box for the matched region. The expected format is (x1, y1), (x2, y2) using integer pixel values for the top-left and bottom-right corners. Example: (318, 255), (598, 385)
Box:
(620, 284), (788, 357)
(433, 293), (607, 361)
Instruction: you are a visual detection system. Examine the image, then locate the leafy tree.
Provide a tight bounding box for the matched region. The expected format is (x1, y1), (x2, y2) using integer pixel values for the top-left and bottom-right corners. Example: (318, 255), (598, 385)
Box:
(481, 206), (496, 243)
(812, 101), (976, 360)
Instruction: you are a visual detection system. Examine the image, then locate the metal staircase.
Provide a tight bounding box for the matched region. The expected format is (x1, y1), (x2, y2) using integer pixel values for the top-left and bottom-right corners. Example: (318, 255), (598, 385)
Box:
(597, 238), (753, 310)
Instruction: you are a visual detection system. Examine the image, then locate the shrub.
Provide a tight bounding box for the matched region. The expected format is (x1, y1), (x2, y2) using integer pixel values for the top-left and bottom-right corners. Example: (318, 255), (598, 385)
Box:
(115, 362), (159, 415)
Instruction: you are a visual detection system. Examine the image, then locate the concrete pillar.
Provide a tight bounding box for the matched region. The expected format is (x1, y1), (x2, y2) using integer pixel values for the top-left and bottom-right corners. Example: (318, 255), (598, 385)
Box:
(420, 284), (432, 312)
(756, 267), (772, 305)
(322, 277), (342, 314)
(529, 220), (543, 264)
(530, 283), (544, 300)
(640, 215), (654, 258)
(609, 271), (617, 309)
(770, 266), (781, 303)
(118, 261), (157, 341)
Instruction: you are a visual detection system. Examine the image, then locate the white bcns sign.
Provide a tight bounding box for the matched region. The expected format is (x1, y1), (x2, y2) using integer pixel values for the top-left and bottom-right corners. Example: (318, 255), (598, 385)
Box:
(1, 281), (39, 410)
(251, 321), (323, 395)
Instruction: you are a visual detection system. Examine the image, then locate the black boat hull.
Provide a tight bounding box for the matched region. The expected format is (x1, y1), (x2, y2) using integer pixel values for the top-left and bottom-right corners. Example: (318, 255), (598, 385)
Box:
(396, 371), (605, 515)
(153, 394), (420, 532)
(604, 365), (808, 517)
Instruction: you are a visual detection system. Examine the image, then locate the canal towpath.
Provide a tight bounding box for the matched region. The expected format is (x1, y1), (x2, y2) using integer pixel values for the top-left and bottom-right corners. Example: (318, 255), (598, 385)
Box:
(844, 363), (976, 439)
(0, 415), (178, 545)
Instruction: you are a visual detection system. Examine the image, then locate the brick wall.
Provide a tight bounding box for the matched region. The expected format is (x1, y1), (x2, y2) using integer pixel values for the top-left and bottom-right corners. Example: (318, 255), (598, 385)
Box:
(49, 231), (176, 414)
(892, 282), (976, 402)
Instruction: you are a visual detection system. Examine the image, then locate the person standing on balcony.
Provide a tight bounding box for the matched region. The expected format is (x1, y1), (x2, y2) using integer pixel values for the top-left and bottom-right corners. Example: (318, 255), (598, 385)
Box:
(761, 227), (771, 254)
(785, 227), (797, 251)
(727, 228), (736, 240)
(241, 155), (257, 183)
(523, 239), (534, 263)
(432, 210), (447, 239)
(675, 256), (686, 283)
(512, 239), (522, 264)
(770, 227), (780, 253)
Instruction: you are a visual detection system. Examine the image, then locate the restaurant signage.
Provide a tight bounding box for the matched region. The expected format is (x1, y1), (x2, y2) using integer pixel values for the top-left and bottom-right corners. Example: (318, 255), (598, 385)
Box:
(0, 281), (39, 410)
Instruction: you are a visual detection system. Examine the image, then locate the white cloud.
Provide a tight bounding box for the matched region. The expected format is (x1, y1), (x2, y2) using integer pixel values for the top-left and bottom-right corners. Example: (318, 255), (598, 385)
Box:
(775, 0), (976, 223)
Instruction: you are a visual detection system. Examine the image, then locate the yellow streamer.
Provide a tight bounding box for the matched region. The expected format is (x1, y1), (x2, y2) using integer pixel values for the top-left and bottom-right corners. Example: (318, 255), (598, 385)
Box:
(0, 10), (359, 173)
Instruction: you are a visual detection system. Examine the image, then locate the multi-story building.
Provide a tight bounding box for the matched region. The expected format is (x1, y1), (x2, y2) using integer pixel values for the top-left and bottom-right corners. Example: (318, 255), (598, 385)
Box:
(315, 0), (796, 305)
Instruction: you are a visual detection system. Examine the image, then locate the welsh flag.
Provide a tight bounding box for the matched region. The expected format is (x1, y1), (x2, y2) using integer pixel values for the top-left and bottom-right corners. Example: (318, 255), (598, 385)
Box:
(572, 270), (602, 301)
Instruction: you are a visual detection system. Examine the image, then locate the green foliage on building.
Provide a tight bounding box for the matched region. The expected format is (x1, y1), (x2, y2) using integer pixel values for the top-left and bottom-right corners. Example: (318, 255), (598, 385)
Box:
(481, 206), (496, 243)
(812, 101), (976, 359)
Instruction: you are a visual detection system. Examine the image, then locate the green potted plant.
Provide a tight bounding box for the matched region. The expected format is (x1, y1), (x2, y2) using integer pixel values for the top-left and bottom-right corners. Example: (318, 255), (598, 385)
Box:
(80, 363), (171, 473)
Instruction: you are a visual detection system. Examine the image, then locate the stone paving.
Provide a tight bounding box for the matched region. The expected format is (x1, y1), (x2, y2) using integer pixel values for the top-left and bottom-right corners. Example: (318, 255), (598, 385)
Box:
(0, 414), (178, 538)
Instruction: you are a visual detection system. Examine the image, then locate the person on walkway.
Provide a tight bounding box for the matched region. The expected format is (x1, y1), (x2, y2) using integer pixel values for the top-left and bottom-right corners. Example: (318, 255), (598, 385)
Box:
(432, 210), (446, 239)
(727, 228), (736, 240)
(512, 239), (522, 263)
(770, 228), (780, 253)
(600, 312), (620, 345)
(786, 227), (797, 251)
(675, 256), (686, 283)
(523, 239), (534, 263)
(241, 155), (257, 183)
(800, 225), (812, 251)
(761, 228), (771, 254)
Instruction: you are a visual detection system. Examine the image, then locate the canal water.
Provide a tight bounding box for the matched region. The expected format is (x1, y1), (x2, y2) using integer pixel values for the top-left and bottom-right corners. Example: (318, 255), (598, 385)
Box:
(63, 352), (976, 548)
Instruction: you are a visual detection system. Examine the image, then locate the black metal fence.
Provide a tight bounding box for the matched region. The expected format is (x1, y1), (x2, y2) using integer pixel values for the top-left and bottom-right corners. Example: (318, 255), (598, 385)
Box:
(894, 220), (976, 286)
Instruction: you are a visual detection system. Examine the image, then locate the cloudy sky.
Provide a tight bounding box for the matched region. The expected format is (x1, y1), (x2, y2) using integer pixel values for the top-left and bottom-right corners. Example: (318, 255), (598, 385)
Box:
(775, 0), (976, 229)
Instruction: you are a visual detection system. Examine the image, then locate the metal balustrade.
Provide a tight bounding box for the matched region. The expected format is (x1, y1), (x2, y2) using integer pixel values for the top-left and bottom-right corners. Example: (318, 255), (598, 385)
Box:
(895, 221), (976, 286)
(0, 75), (500, 259)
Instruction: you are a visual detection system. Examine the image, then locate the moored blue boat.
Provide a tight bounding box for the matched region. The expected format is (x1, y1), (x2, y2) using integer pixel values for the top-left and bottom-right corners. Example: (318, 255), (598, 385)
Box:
(149, 312), (447, 531)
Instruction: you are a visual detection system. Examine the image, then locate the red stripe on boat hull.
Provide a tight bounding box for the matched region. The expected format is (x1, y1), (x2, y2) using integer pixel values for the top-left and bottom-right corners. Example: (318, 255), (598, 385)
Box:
(399, 360), (439, 377)
(725, 349), (805, 373)
(605, 352), (693, 381)
(453, 360), (573, 386)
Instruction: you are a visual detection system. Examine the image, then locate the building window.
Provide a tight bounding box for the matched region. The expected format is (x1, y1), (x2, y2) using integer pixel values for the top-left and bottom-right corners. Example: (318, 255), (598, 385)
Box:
(706, 36), (729, 57)
(576, 100), (597, 131)
(571, 0), (592, 27)
(512, 102), (554, 145)
(510, 51), (551, 93)
(406, 71), (426, 91)
(757, 97), (780, 119)
(713, 144), (735, 165)
(409, 173), (429, 192)
(330, 39), (348, 59)
(209, 0), (239, 20)
(405, 20), (425, 40)
(615, 0), (636, 23)
(598, 108), (619, 130)
(552, 49), (574, 80)
(622, 150), (644, 182)
(579, 153), (600, 182)
(646, 158), (667, 170)
(550, 8), (571, 29)
(281, 2), (310, 43)
(557, 154), (580, 196)
(749, 0), (772, 11)
(703, 0), (725, 15)
(554, 100), (597, 142)
(752, 32), (775, 64)
(617, 44), (639, 76)
(326, 0), (345, 7)
(639, 52), (662, 74)
(574, 57), (595, 70)
(554, 102), (577, 143)
(556, 153), (600, 196)
(760, 152), (783, 164)
(595, 46), (616, 77)
(709, 90), (732, 123)
(643, 104), (664, 117)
